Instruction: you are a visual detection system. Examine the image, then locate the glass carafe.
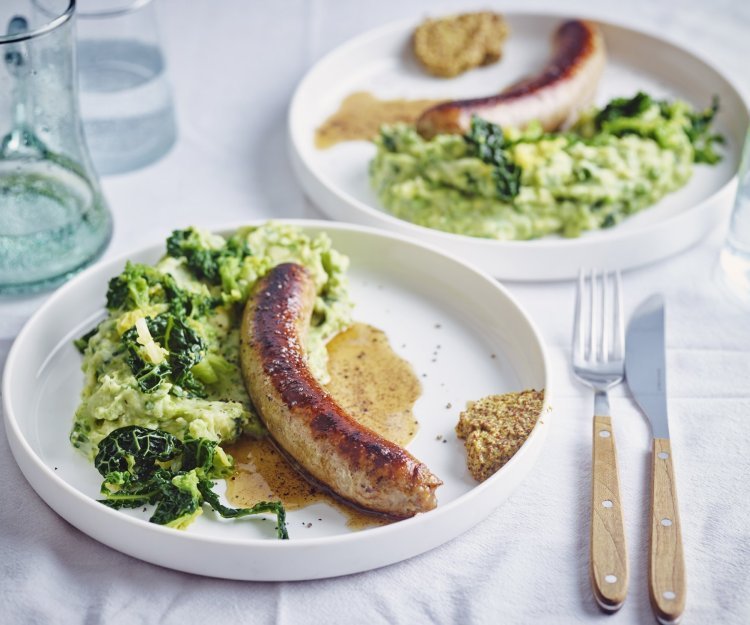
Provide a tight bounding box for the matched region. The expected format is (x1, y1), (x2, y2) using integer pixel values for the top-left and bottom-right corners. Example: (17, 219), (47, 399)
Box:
(0, 0), (112, 293)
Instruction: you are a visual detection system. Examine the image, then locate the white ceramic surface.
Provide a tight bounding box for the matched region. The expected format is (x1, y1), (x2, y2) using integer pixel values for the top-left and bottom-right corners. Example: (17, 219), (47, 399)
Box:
(288, 13), (749, 281)
(3, 220), (549, 581)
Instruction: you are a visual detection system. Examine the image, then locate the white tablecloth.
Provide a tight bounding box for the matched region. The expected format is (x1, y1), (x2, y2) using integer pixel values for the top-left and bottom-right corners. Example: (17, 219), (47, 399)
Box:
(2, 1), (750, 623)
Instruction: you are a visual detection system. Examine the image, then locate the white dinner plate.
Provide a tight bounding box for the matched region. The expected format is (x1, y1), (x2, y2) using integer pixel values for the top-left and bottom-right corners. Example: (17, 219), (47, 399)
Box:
(3, 220), (549, 581)
(288, 12), (749, 281)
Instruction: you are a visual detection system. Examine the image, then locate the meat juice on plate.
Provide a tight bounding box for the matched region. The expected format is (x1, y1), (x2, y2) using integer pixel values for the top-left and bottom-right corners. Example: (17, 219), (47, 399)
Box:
(225, 323), (422, 528)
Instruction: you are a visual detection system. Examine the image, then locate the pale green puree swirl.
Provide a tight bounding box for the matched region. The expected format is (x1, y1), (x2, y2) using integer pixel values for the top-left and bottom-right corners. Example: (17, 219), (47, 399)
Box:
(71, 222), (353, 460)
(369, 93), (723, 239)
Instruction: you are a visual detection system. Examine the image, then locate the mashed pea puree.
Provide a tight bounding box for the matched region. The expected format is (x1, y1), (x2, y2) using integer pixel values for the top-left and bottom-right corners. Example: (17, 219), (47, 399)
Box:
(369, 93), (723, 239)
(72, 223), (352, 459)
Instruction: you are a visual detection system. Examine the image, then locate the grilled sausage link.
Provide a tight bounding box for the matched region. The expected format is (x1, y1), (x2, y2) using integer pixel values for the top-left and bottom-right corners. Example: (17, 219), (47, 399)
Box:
(416, 19), (606, 138)
(240, 263), (442, 518)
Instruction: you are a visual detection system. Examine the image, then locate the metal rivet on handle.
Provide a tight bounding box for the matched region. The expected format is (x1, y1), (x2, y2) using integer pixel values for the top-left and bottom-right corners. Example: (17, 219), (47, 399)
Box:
(661, 518), (672, 526)
(604, 574), (617, 583)
(602, 500), (613, 508)
(599, 430), (611, 438)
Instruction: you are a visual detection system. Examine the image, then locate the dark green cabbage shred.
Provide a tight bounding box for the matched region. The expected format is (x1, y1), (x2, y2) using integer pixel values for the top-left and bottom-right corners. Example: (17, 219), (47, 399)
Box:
(166, 227), (251, 284)
(464, 116), (522, 201)
(95, 425), (288, 538)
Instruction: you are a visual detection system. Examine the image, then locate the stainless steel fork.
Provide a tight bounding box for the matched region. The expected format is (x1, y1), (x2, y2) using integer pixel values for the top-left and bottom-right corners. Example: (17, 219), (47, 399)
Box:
(572, 269), (629, 612)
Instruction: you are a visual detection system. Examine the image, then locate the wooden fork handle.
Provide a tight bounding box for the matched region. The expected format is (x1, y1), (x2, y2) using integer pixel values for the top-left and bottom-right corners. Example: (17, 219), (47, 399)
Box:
(590, 415), (629, 611)
(649, 438), (686, 624)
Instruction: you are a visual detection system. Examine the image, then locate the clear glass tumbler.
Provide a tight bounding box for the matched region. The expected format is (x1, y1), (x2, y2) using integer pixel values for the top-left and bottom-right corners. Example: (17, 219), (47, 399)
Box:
(718, 128), (750, 307)
(0, 0), (112, 294)
(76, 0), (176, 175)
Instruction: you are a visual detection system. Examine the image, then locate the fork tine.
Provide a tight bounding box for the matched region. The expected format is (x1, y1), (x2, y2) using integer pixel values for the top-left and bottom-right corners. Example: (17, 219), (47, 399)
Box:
(575, 269), (623, 365)
(612, 270), (624, 360)
(599, 271), (609, 362)
(589, 269), (598, 362)
(574, 269), (584, 357)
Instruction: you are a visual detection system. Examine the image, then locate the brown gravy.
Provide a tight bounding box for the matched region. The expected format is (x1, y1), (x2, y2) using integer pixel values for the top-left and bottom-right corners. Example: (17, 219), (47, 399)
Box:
(314, 91), (444, 149)
(225, 323), (422, 529)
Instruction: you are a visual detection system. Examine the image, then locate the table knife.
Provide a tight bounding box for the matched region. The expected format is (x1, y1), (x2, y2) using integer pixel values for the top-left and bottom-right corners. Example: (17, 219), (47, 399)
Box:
(625, 294), (686, 624)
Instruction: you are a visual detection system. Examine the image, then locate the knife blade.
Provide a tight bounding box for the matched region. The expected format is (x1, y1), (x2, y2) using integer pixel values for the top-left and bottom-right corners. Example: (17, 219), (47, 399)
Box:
(626, 294), (669, 438)
(626, 294), (686, 625)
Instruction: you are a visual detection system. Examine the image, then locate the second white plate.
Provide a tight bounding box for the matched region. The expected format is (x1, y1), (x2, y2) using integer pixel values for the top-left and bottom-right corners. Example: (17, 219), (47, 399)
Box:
(289, 12), (748, 281)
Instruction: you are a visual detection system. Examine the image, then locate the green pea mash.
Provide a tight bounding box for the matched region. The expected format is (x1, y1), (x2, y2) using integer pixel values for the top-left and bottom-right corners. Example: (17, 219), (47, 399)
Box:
(369, 93), (722, 239)
(72, 222), (352, 460)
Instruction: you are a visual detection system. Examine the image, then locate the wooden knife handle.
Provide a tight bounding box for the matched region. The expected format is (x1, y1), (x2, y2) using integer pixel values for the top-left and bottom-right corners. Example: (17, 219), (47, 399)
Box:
(590, 415), (628, 611)
(649, 438), (686, 624)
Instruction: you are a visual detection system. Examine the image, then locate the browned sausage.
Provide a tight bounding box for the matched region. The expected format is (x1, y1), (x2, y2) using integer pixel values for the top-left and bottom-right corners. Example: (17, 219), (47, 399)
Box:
(240, 262), (442, 518)
(416, 19), (606, 138)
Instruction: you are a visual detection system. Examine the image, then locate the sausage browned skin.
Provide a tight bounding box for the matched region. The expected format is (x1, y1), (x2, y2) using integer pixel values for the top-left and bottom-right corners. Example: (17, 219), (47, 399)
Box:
(416, 19), (606, 138)
(240, 263), (442, 518)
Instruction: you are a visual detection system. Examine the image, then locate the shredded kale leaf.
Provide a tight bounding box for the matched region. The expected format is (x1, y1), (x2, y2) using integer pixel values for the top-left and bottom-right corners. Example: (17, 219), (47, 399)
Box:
(124, 347), (171, 394)
(684, 95), (725, 164)
(95, 426), (288, 538)
(198, 481), (287, 531)
(464, 116), (522, 201)
(105, 261), (213, 318)
(106, 262), (161, 311)
(95, 424), (182, 478)
(151, 314), (206, 396)
(380, 128), (398, 152)
(166, 227), (252, 285)
(594, 91), (654, 128)
(180, 437), (231, 477)
(593, 91), (724, 164)
(73, 324), (101, 354)
(102, 260), (216, 397)
(121, 313), (207, 397)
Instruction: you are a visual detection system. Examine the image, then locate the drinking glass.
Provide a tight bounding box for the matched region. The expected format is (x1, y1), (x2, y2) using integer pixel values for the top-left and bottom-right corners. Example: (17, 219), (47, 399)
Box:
(718, 128), (750, 307)
(0, 0), (112, 294)
(75, 0), (176, 175)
